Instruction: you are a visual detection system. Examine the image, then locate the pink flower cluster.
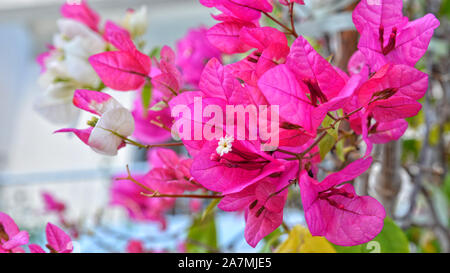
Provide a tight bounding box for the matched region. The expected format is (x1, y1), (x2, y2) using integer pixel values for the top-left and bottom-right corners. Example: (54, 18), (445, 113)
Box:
(0, 212), (73, 253)
(42, 0), (439, 248)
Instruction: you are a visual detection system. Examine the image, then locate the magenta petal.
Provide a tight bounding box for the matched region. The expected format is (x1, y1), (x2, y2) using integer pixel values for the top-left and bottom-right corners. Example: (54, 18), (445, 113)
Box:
(318, 74), (362, 113)
(348, 50), (367, 75)
(60, 0), (100, 31)
(245, 207), (283, 248)
(255, 43), (290, 77)
(0, 212), (20, 237)
(357, 64), (428, 105)
(300, 170), (386, 246)
(258, 64), (318, 134)
(149, 148), (180, 169)
(2, 231), (29, 250)
(216, 0), (271, 22)
(255, 181), (287, 213)
(199, 58), (230, 100)
(313, 184), (385, 246)
(131, 93), (172, 144)
(320, 157), (373, 190)
(89, 51), (150, 91)
(357, 13), (439, 70)
(190, 141), (285, 194)
(160, 45), (177, 65)
(352, 0), (404, 35)
(299, 173), (326, 234)
(207, 22), (254, 54)
(239, 26), (287, 51)
(176, 26), (222, 86)
(286, 36), (345, 99)
(368, 119), (408, 144)
(226, 58), (258, 86)
(390, 14), (440, 67)
(54, 127), (93, 146)
(218, 183), (257, 212)
(72, 89), (115, 115)
(103, 21), (136, 52)
(42, 192), (66, 213)
(223, 0), (272, 15)
(151, 73), (179, 97)
(46, 223), (73, 253)
(29, 244), (46, 253)
(369, 97), (422, 122)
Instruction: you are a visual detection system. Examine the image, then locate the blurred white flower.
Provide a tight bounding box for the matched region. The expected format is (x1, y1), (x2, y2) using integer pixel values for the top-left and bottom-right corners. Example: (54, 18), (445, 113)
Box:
(36, 19), (107, 125)
(34, 82), (79, 125)
(122, 6), (148, 38)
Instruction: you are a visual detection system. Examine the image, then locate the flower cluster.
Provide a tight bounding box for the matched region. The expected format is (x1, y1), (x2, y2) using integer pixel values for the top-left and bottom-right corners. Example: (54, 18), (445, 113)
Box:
(43, 0), (439, 248)
(0, 212), (73, 253)
(36, 0), (148, 125)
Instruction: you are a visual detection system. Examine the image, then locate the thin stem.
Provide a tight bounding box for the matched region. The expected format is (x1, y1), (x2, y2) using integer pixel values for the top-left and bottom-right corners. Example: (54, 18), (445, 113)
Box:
(276, 148), (300, 157)
(288, 2), (299, 38)
(345, 106), (364, 118)
(141, 192), (223, 199)
(150, 117), (172, 133)
(102, 127), (182, 149)
(263, 11), (298, 38)
(115, 165), (155, 193)
(270, 179), (298, 198)
(225, 0), (297, 38)
(282, 221), (291, 233)
(117, 165), (223, 199)
(301, 132), (328, 157)
(327, 112), (337, 121)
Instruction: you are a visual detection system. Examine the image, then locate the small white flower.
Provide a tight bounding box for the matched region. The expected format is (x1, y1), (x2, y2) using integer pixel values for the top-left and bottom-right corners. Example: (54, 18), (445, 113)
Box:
(89, 106), (135, 156)
(122, 6), (148, 38)
(216, 135), (234, 156)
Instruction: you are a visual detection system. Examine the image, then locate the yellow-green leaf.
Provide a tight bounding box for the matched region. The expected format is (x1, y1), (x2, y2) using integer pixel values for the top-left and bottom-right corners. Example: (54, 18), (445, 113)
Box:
(186, 213), (217, 253)
(141, 83), (153, 116)
(149, 100), (166, 112)
(201, 198), (221, 222)
(319, 133), (336, 160)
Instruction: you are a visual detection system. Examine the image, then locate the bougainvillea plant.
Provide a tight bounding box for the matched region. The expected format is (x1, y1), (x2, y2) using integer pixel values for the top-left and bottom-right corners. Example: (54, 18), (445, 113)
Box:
(33, 0), (440, 251)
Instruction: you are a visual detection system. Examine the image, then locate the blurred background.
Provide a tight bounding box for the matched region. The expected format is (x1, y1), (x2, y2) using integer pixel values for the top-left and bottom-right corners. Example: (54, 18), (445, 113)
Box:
(0, 0), (448, 253)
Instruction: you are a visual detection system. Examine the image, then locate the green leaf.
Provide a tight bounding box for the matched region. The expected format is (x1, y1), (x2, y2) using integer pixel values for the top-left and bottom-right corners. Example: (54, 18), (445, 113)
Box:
(402, 139), (421, 162)
(333, 217), (410, 253)
(321, 115), (339, 140)
(186, 213), (218, 253)
(201, 198), (221, 222)
(141, 83), (153, 116)
(148, 46), (161, 58)
(406, 110), (424, 129)
(335, 139), (345, 162)
(319, 133), (336, 160)
(149, 100), (167, 112)
(440, 0), (450, 19)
